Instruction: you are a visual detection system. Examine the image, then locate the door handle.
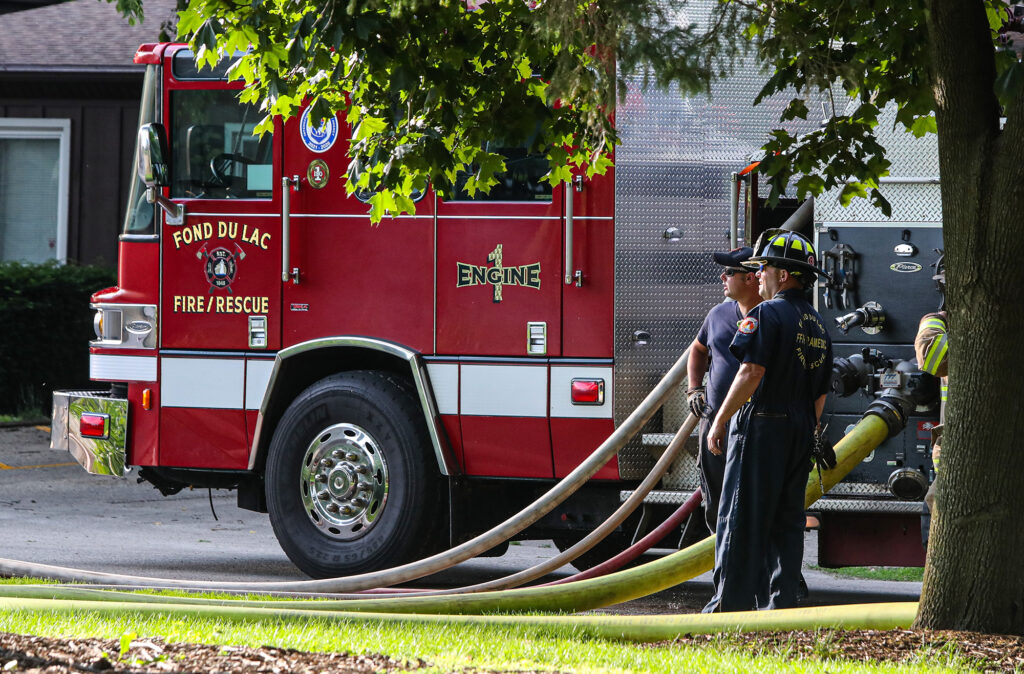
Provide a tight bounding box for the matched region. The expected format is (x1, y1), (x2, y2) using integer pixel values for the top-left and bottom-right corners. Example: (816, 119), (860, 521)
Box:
(282, 175), (300, 283)
(564, 177), (583, 287)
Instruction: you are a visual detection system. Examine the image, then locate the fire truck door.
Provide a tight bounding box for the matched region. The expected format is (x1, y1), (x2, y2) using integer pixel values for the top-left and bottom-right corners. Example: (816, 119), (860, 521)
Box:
(157, 59), (283, 469)
(435, 151), (563, 477)
(278, 109), (435, 352)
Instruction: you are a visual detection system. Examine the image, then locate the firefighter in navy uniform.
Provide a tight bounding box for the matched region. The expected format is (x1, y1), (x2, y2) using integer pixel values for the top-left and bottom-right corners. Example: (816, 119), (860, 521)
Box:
(702, 230), (833, 613)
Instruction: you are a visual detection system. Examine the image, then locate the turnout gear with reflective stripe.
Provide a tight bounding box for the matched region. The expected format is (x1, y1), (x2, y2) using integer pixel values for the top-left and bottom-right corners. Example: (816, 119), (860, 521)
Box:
(916, 313), (949, 378)
(916, 311), (947, 490)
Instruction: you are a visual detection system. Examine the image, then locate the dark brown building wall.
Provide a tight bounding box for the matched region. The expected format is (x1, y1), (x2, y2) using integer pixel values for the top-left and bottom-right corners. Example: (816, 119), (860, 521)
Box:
(1, 74), (143, 269)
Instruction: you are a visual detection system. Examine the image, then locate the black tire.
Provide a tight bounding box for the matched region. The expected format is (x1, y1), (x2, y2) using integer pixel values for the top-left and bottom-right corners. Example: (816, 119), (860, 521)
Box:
(265, 370), (446, 578)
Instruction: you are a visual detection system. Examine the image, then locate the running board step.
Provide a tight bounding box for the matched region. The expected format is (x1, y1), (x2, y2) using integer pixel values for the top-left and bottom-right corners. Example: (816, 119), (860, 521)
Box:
(641, 428), (699, 448)
(809, 498), (924, 515)
(619, 489), (696, 505)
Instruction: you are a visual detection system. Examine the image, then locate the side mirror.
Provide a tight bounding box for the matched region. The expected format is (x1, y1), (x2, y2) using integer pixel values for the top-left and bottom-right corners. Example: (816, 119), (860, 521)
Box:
(137, 123), (170, 187)
(136, 123), (184, 225)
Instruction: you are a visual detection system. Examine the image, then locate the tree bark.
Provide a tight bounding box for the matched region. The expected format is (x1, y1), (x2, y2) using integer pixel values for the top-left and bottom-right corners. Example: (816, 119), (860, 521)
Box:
(915, 0), (1024, 635)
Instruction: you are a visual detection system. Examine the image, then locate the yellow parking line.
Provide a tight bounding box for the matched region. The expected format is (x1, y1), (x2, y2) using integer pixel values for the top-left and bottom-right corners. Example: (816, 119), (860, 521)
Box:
(0, 461), (77, 470)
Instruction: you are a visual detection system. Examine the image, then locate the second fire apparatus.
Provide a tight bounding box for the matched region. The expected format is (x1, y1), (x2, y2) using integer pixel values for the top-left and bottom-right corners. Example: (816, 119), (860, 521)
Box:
(51, 33), (942, 577)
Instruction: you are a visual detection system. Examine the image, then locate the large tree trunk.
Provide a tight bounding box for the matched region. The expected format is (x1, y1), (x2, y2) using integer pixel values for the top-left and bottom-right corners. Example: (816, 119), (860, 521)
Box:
(915, 0), (1024, 635)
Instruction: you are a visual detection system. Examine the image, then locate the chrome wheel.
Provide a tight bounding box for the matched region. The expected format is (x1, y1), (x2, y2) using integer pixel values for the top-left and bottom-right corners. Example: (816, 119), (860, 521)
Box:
(267, 371), (446, 577)
(299, 422), (388, 540)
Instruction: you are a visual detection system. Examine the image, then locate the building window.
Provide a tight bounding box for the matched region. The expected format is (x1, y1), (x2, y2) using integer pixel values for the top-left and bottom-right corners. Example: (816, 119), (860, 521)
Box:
(0, 118), (70, 263)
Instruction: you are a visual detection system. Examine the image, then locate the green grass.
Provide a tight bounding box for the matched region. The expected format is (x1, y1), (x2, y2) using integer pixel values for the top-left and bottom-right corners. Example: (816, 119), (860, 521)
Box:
(0, 412), (46, 424)
(811, 566), (925, 582)
(0, 588), (970, 673)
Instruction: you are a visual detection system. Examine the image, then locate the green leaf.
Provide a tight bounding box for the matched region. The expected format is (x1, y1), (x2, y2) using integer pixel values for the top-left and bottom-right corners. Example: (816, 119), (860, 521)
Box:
(839, 182), (868, 207)
(516, 57), (532, 80)
(476, 152), (506, 182)
(353, 116), (388, 141)
(986, 3), (1005, 31)
(869, 188), (892, 218)
(367, 190), (398, 222)
(795, 174), (826, 198)
(781, 98), (809, 121)
(908, 115), (937, 138)
(545, 164), (572, 186)
(995, 58), (1024, 112)
(586, 152), (614, 178)
(119, 632), (137, 659)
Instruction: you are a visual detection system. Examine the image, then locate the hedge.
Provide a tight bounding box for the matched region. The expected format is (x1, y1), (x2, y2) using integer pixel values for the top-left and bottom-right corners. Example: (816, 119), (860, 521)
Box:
(0, 262), (117, 417)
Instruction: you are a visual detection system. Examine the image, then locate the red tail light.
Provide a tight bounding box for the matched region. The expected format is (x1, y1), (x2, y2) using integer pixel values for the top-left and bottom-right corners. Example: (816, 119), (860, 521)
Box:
(570, 379), (605, 405)
(79, 413), (109, 439)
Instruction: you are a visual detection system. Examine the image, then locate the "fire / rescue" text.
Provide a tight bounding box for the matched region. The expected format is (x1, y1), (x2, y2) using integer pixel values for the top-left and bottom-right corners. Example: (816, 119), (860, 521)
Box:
(173, 295), (270, 314)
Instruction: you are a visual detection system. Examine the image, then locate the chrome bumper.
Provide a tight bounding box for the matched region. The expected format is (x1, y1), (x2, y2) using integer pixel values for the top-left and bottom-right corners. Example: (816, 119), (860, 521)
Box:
(50, 389), (129, 477)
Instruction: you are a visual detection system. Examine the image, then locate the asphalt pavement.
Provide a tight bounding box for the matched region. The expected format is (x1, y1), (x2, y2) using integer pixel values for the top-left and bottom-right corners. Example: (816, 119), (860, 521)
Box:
(0, 425), (921, 611)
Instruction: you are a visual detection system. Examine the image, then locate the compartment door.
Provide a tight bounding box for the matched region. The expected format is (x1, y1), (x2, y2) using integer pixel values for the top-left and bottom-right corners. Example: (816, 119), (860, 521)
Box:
(435, 152), (563, 478)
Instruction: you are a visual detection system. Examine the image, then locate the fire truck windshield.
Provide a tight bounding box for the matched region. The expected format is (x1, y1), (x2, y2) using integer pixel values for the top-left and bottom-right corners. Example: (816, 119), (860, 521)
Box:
(122, 64), (159, 236)
(169, 90), (273, 200)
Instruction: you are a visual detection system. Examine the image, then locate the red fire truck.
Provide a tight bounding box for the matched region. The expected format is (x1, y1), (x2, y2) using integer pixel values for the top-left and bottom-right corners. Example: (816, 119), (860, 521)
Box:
(50, 42), (941, 578)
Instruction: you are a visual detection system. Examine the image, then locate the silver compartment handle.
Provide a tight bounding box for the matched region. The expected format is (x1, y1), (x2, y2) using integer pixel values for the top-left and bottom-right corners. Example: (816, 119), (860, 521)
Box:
(282, 176), (299, 283)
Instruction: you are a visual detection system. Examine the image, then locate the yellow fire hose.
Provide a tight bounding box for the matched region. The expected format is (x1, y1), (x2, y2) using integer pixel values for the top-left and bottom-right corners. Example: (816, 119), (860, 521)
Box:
(0, 595), (917, 641)
(0, 413), (893, 619)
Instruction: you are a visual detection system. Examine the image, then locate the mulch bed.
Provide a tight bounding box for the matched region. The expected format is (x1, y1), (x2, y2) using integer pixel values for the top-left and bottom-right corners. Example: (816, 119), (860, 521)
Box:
(0, 633), (422, 673)
(3, 629), (1024, 672)
(665, 629), (1024, 672)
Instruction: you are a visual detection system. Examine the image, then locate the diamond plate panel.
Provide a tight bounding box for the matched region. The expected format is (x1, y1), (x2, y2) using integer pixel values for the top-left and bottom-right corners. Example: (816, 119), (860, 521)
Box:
(816, 104), (941, 223)
(619, 489), (696, 505)
(827, 482), (896, 497)
(810, 498), (924, 514)
(613, 0), (825, 480)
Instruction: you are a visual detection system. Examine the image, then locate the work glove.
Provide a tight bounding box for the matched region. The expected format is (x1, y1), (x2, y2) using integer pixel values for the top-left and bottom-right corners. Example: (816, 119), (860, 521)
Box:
(812, 425), (837, 470)
(811, 424), (837, 495)
(686, 386), (709, 419)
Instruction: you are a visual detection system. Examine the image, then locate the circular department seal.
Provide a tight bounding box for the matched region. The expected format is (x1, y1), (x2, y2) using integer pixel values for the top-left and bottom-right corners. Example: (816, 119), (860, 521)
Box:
(738, 316), (759, 334)
(307, 159), (330, 189)
(299, 107), (339, 153)
(203, 247), (239, 290)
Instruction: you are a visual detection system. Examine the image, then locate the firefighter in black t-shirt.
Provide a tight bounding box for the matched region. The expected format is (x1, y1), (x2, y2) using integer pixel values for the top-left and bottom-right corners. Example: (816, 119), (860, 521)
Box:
(702, 230), (833, 613)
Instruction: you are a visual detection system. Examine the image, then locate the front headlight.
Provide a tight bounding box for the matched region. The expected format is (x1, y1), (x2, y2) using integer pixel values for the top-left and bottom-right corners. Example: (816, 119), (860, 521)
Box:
(90, 304), (155, 349)
(94, 307), (123, 342)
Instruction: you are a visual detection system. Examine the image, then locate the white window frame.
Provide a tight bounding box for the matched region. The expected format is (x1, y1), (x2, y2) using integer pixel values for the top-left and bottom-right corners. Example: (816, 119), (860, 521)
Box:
(0, 118), (71, 263)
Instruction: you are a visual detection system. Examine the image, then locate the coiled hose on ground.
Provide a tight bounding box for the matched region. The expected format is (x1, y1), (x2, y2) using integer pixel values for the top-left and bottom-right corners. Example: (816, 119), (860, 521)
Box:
(0, 412), (893, 619)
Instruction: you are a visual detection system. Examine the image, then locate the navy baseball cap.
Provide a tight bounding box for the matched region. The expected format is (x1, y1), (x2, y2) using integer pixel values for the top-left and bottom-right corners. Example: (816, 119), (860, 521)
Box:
(712, 246), (754, 269)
